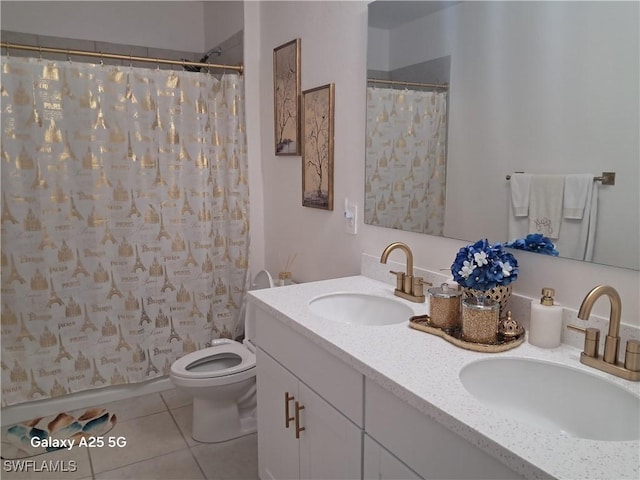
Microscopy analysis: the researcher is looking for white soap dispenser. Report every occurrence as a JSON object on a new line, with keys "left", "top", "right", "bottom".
{"left": 528, "top": 287, "right": 563, "bottom": 348}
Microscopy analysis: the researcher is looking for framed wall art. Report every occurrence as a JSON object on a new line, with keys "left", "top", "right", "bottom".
{"left": 302, "top": 83, "right": 335, "bottom": 210}
{"left": 273, "top": 38, "right": 301, "bottom": 155}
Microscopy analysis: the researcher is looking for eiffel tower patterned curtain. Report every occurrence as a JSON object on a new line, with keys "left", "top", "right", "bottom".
{"left": 0, "top": 56, "right": 250, "bottom": 406}
{"left": 364, "top": 86, "right": 447, "bottom": 235}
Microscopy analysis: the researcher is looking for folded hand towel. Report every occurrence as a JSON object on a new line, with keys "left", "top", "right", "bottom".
{"left": 554, "top": 180, "right": 598, "bottom": 261}
{"left": 528, "top": 175, "right": 565, "bottom": 239}
{"left": 563, "top": 174, "right": 592, "bottom": 219}
{"left": 510, "top": 173, "right": 532, "bottom": 217}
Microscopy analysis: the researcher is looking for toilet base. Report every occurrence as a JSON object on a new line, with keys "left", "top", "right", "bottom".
{"left": 191, "top": 396, "right": 257, "bottom": 443}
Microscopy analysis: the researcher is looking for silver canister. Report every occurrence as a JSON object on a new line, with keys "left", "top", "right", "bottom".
{"left": 428, "top": 283, "right": 462, "bottom": 330}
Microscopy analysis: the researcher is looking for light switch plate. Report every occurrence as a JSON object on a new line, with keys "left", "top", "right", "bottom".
{"left": 345, "top": 202, "right": 357, "bottom": 235}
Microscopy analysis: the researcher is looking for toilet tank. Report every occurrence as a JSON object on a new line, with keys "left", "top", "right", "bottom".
{"left": 244, "top": 270, "right": 274, "bottom": 352}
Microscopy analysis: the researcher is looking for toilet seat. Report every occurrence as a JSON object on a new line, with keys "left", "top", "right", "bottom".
{"left": 170, "top": 339, "right": 256, "bottom": 381}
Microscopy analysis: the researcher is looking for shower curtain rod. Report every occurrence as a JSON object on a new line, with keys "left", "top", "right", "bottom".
{"left": 0, "top": 42, "right": 243, "bottom": 74}
{"left": 367, "top": 77, "right": 448, "bottom": 90}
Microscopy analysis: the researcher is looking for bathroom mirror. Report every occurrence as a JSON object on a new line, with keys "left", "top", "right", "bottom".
{"left": 366, "top": 1, "right": 639, "bottom": 270}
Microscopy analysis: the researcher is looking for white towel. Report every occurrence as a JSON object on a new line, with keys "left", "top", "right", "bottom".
{"left": 528, "top": 175, "right": 565, "bottom": 239}
{"left": 554, "top": 181, "right": 598, "bottom": 261}
{"left": 563, "top": 174, "right": 592, "bottom": 219}
{"left": 510, "top": 173, "right": 532, "bottom": 217}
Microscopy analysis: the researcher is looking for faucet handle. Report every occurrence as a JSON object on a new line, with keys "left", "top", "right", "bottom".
{"left": 624, "top": 340, "right": 640, "bottom": 372}
{"left": 567, "top": 324, "right": 600, "bottom": 358}
{"left": 389, "top": 270, "right": 404, "bottom": 292}
{"left": 412, "top": 277, "right": 431, "bottom": 298}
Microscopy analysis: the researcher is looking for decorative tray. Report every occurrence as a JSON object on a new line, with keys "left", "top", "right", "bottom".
{"left": 408, "top": 315, "right": 525, "bottom": 353}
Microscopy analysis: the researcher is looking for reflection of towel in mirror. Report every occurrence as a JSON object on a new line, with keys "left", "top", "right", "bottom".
{"left": 563, "top": 174, "right": 592, "bottom": 219}
{"left": 554, "top": 180, "right": 598, "bottom": 261}
{"left": 510, "top": 173, "right": 532, "bottom": 216}
{"left": 528, "top": 175, "right": 565, "bottom": 239}
{"left": 507, "top": 173, "right": 532, "bottom": 241}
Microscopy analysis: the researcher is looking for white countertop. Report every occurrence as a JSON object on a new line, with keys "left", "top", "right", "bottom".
{"left": 248, "top": 275, "right": 640, "bottom": 480}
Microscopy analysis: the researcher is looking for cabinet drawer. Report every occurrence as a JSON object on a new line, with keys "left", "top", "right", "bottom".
{"left": 365, "top": 379, "right": 520, "bottom": 480}
{"left": 252, "top": 302, "right": 363, "bottom": 427}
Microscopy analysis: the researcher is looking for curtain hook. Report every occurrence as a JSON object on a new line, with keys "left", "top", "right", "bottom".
{"left": 38, "top": 45, "right": 43, "bottom": 61}
{"left": 129, "top": 54, "right": 133, "bottom": 69}
{"left": 5, "top": 41, "right": 9, "bottom": 58}
{"left": 156, "top": 58, "right": 160, "bottom": 71}
{"left": 67, "top": 49, "right": 71, "bottom": 63}
{"left": 99, "top": 51, "right": 104, "bottom": 66}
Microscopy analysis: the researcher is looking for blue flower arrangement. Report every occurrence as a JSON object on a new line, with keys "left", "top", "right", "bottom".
{"left": 451, "top": 239, "right": 519, "bottom": 290}
{"left": 504, "top": 233, "right": 559, "bottom": 256}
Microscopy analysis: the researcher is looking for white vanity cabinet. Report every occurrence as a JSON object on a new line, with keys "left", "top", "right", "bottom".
{"left": 363, "top": 434, "right": 422, "bottom": 480}
{"left": 365, "top": 379, "right": 522, "bottom": 480}
{"left": 250, "top": 299, "right": 523, "bottom": 480}
{"left": 256, "top": 349, "right": 362, "bottom": 479}
{"left": 252, "top": 304, "right": 363, "bottom": 480}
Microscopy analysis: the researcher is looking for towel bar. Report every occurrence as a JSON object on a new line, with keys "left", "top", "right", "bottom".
{"left": 505, "top": 172, "right": 615, "bottom": 186}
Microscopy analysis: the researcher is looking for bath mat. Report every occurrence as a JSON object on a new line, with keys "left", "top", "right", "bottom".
{"left": 1, "top": 408, "right": 117, "bottom": 459}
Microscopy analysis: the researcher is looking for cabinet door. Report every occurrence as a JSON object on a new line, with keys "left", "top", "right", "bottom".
{"left": 365, "top": 379, "right": 520, "bottom": 479}
{"left": 256, "top": 348, "right": 300, "bottom": 480}
{"left": 298, "top": 382, "right": 362, "bottom": 480}
{"left": 363, "top": 434, "right": 422, "bottom": 480}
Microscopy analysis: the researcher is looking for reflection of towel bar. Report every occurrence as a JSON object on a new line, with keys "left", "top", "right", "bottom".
{"left": 505, "top": 172, "right": 615, "bottom": 186}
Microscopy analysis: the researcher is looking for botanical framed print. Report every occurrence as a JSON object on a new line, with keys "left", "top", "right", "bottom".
{"left": 273, "top": 38, "right": 301, "bottom": 155}
{"left": 302, "top": 83, "right": 335, "bottom": 210}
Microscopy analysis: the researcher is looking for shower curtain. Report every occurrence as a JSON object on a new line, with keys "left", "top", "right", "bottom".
{"left": 365, "top": 86, "right": 447, "bottom": 235}
{"left": 0, "top": 56, "right": 249, "bottom": 407}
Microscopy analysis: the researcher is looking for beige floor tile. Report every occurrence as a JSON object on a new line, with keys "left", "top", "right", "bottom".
{"left": 95, "top": 449, "right": 204, "bottom": 480}
{"left": 161, "top": 388, "right": 192, "bottom": 409}
{"left": 94, "top": 393, "right": 167, "bottom": 422}
{"left": 190, "top": 433, "right": 258, "bottom": 480}
{"left": 89, "top": 411, "right": 188, "bottom": 474}
{"left": 170, "top": 404, "right": 198, "bottom": 446}
{"left": 0, "top": 446, "right": 92, "bottom": 480}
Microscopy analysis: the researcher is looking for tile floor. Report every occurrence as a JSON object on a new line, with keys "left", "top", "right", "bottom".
{"left": 2, "top": 388, "right": 258, "bottom": 480}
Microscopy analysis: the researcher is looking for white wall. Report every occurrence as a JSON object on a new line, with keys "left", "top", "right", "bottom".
{"left": 247, "top": 1, "right": 639, "bottom": 325}
{"left": 1, "top": 1, "right": 638, "bottom": 325}
{"left": 243, "top": 1, "right": 265, "bottom": 276}
{"left": 1, "top": 1, "right": 207, "bottom": 52}
{"left": 366, "top": 26, "right": 388, "bottom": 71}
{"left": 203, "top": 1, "right": 244, "bottom": 50}
{"left": 255, "top": 1, "right": 366, "bottom": 281}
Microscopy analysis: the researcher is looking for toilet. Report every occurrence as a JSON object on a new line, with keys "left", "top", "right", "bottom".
{"left": 170, "top": 270, "right": 273, "bottom": 443}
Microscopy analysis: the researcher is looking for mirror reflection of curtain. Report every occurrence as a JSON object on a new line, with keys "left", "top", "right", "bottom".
{"left": 364, "top": 87, "right": 447, "bottom": 234}
{"left": 0, "top": 57, "right": 249, "bottom": 406}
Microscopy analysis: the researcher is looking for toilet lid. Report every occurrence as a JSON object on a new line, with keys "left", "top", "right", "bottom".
{"left": 251, "top": 270, "right": 274, "bottom": 290}
{"left": 171, "top": 341, "right": 256, "bottom": 379}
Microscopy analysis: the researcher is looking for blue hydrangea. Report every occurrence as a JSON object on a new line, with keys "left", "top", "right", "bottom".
{"left": 451, "top": 239, "right": 519, "bottom": 290}
{"left": 504, "top": 233, "right": 559, "bottom": 256}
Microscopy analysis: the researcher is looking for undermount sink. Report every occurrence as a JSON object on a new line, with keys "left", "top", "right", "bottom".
{"left": 460, "top": 357, "right": 640, "bottom": 441}
{"left": 308, "top": 292, "right": 413, "bottom": 326}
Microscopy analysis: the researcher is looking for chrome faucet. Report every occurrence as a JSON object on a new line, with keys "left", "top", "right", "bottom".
{"left": 568, "top": 285, "right": 640, "bottom": 381}
{"left": 380, "top": 242, "right": 430, "bottom": 303}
